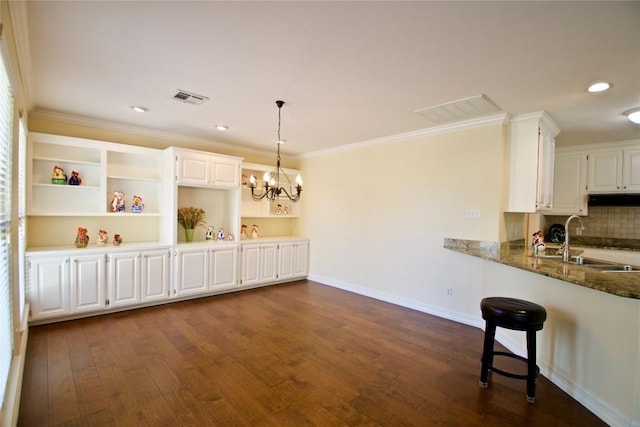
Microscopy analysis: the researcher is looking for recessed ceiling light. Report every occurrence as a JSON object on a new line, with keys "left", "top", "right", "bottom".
{"left": 587, "top": 82, "right": 611, "bottom": 93}
{"left": 131, "top": 106, "right": 148, "bottom": 113}
{"left": 216, "top": 125, "right": 228, "bottom": 131}
{"left": 623, "top": 107, "right": 640, "bottom": 124}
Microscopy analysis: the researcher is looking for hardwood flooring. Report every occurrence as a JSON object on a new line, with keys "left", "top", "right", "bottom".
{"left": 19, "top": 280, "right": 605, "bottom": 426}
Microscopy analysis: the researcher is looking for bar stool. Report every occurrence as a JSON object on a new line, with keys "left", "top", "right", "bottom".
{"left": 479, "top": 297, "right": 547, "bottom": 402}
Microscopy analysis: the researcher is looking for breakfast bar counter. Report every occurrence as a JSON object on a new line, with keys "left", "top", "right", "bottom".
{"left": 444, "top": 238, "right": 640, "bottom": 299}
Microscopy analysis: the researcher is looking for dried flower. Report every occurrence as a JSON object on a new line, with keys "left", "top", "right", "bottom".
{"left": 177, "top": 207, "right": 206, "bottom": 229}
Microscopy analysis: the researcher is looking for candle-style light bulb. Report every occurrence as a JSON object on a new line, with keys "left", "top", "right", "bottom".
{"left": 296, "top": 175, "right": 303, "bottom": 186}
{"left": 249, "top": 175, "right": 256, "bottom": 185}
{"left": 263, "top": 172, "right": 270, "bottom": 184}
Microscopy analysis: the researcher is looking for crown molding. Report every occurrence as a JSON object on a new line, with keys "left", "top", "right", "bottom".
{"left": 30, "top": 109, "right": 276, "bottom": 158}
{"left": 300, "top": 113, "right": 509, "bottom": 159}
{"left": 8, "top": 0, "right": 33, "bottom": 108}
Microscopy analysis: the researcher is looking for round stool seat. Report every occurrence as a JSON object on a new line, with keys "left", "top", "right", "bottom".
{"left": 481, "top": 297, "right": 546, "bottom": 331}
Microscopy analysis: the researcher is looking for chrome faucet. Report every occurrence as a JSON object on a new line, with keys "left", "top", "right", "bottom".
{"left": 563, "top": 215, "right": 585, "bottom": 262}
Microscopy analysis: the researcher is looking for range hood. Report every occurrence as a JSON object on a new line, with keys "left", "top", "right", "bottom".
{"left": 588, "top": 194, "right": 640, "bottom": 206}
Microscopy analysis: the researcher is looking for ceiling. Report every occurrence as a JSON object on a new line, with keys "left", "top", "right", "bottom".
{"left": 21, "top": 1, "right": 640, "bottom": 156}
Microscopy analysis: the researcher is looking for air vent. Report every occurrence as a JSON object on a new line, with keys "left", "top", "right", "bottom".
{"left": 414, "top": 94, "right": 501, "bottom": 125}
{"left": 172, "top": 90, "right": 209, "bottom": 105}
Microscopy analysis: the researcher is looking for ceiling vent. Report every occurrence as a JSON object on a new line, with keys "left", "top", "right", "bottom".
{"left": 414, "top": 94, "right": 501, "bottom": 125}
{"left": 172, "top": 89, "right": 209, "bottom": 105}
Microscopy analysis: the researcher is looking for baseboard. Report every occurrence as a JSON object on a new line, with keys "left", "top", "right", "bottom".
{"left": 0, "top": 303, "right": 29, "bottom": 427}
{"left": 308, "top": 275, "right": 635, "bottom": 427}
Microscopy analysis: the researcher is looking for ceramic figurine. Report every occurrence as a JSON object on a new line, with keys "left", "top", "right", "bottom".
{"left": 283, "top": 206, "right": 289, "bottom": 215}
{"left": 532, "top": 230, "right": 546, "bottom": 255}
{"left": 51, "top": 165, "right": 67, "bottom": 185}
{"left": 216, "top": 228, "right": 225, "bottom": 241}
{"left": 205, "top": 226, "right": 215, "bottom": 240}
{"left": 226, "top": 233, "right": 234, "bottom": 241}
{"left": 111, "top": 190, "right": 125, "bottom": 212}
{"left": 97, "top": 229, "right": 108, "bottom": 246}
{"left": 276, "top": 204, "right": 283, "bottom": 215}
{"left": 68, "top": 171, "right": 81, "bottom": 185}
{"left": 240, "top": 224, "right": 248, "bottom": 240}
{"left": 251, "top": 224, "right": 259, "bottom": 239}
{"left": 113, "top": 234, "right": 123, "bottom": 246}
{"left": 75, "top": 227, "right": 89, "bottom": 248}
{"left": 131, "top": 195, "right": 144, "bottom": 213}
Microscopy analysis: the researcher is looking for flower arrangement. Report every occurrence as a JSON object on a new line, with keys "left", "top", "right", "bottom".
{"left": 177, "top": 207, "right": 206, "bottom": 229}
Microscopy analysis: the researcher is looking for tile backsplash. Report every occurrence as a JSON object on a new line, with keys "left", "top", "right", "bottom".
{"left": 544, "top": 206, "right": 640, "bottom": 240}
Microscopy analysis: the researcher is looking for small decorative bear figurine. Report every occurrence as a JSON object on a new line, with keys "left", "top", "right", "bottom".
{"left": 216, "top": 228, "right": 225, "bottom": 241}
{"left": 276, "top": 204, "right": 283, "bottom": 215}
{"left": 68, "top": 171, "right": 81, "bottom": 185}
{"left": 205, "top": 226, "right": 215, "bottom": 240}
{"left": 113, "top": 234, "right": 123, "bottom": 246}
{"left": 240, "top": 224, "right": 248, "bottom": 240}
{"left": 97, "top": 229, "right": 108, "bottom": 246}
{"left": 131, "top": 195, "right": 144, "bottom": 213}
{"left": 226, "top": 233, "right": 234, "bottom": 241}
{"left": 51, "top": 165, "right": 67, "bottom": 185}
{"left": 75, "top": 227, "right": 89, "bottom": 248}
{"left": 251, "top": 224, "right": 259, "bottom": 239}
{"left": 111, "top": 191, "right": 125, "bottom": 212}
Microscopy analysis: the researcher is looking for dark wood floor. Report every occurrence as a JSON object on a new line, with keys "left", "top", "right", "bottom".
{"left": 19, "top": 280, "right": 605, "bottom": 426}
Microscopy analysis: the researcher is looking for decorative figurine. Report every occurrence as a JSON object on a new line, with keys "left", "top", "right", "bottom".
{"left": 242, "top": 174, "right": 248, "bottom": 185}
{"left": 97, "top": 229, "right": 108, "bottom": 246}
{"left": 68, "top": 171, "right": 81, "bottom": 185}
{"left": 113, "top": 234, "right": 123, "bottom": 246}
{"left": 532, "top": 230, "right": 546, "bottom": 256}
{"left": 51, "top": 165, "right": 67, "bottom": 185}
{"left": 283, "top": 206, "right": 289, "bottom": 215}
{"left": 226, "top": 233, "right": 234, "bottom": 241}
{"left": 205, "top": 226, "right": 215, "bottom": 240}
{"left": 216, "top": 228, "right": 225, "bottom": 241}
{"left": 276, "top": 204, "right": 283, "bottom": 215}
{"left": 251, "top": 224, "right": 259, "bottom": 239}
{"left": 240, "top": 224, "right": 248, "bottom": 240}
{"left": 111, "top": 190, "right": 125, "bottom": 212}
{"left": 75, "top": 227, "right": 89, "bottom": 248}
{"left": 131, "top": 195, "right": 144, "bottom": 213}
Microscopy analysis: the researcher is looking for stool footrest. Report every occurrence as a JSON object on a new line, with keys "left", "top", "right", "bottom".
{"left": 488, "top": 351, "right": 539, "bottom": 381}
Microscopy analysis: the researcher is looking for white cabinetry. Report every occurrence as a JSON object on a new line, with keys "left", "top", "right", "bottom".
{"left": 549, "top": 151, "right": 588, "bottom": 215}
{"left": 28, "top": 256, "right": 70, "bottom": 320}
{"left": 506, "top": 112, "right": 560, "bottom": 212}
{"left": 174, "top": 243, "right": 240, "bottom": 297}
{"left": 240, "top": 239, "right": 309, "bottom": 286}
{"left": 70, "top": 254, "right": 106, "bottom": 313}
{"left": 175, "top": 148, "right": 240, "bottom": 188}
{"left": 107, "top": 251, "right": 140, "bottom": 308}
{"left": 140, "top": 249, "right": 171, "bottom": 303}
{"left": 587, "top": 147, "right": 640, "bottom": 193}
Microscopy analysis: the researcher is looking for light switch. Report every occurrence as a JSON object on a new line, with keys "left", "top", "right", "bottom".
{"left": 465, "top": 209, "right": 481, "bottom": 219}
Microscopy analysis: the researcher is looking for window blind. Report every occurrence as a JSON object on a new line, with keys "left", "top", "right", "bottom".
{"left": 0, "top": 52, "right": 13, "bottom": 407}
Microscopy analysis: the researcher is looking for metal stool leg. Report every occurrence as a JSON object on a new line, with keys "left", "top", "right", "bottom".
{"left": 526, "top": 328, "right": 537, "bottom": 403}
{"left": 479, "top": 321, "right": 496, "bottom": 388}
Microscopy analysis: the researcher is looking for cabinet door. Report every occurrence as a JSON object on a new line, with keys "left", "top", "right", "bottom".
{"left": 175, "top": 248, "right": 208, "bottom": 296}
{"left": 623, "top": 148, "right": 640, "bottom": 192}
{"left": 70, "top": 254, "right": 106, "bottom": 313}
{"left": 261, "top": 243, "right": 278, "bottom": 283}
{"left": 28, "top": 256, "right": 70, "bottom": 320}
{"left": 241, "top": 244, "right": 261, "bottom": 286}
{"left": 211, "top": 158, "right": 239, "bottom": 187}
{"left": 176, "top": 153, "right": 210, "bottom": 186}
{"left": 209, "top": 246, "right": 238, "bottom": 291}
{"left": 536, "top": 129, "right": 555, "bottom": 210}
{"left": 278, "top": 242, "right": 295, "bottom": 281}
{"left": 108, "top": 252, "right": 140, "bottom": 308}
{"left": 141, "top": 249, "right": 170, "bottom": 303}
{"left": 587, "top": 151, "right": 623, "bottom": 193}
{"left": 550, "top": 152, "right": 588, "bottom": 215}
{"left": 293, "top": 242, "right": 310, "bottom": 278}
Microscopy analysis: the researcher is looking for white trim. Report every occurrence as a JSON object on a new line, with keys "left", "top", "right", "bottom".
{"left": 0, "top": 303, "right": 28, "bottom": 427}
{"left": 556, "top": 139, "right": 640, "bottom": 154}
{"left": 7, "top": 0, "right": 33, "bottom": 108}
{"left": 30, "top": 109, "right": 275, "bottom": 158}
{"left": 301, "top": 113, "right": 509, "bottom": 159}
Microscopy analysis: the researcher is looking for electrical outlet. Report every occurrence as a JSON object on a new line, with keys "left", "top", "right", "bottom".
{"left": 446, "top": 288, "right": 453, "bottom": 297}
{"left": 465, "top": 209, "right": 481, "bottom": 219}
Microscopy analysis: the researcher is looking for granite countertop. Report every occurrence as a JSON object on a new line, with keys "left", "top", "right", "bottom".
{"left": 444, "top": 238, "right": 640, "bottom": 300}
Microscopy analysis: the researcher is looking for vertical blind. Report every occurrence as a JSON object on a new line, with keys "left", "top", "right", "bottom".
{"left": 0, "top": 51, "right": 13, "bottom": 407}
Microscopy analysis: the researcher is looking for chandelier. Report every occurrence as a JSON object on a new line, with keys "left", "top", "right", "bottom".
{"left": 249, "top": 100, "right": 303, "bottom": 202}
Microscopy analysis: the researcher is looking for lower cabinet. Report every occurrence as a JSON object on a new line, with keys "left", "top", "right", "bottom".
{"left": 240, "top": 239, "right": 309, "bottom": 286}
{"left": 174, "top": 243, "right": 239, "bottom": 297}
{"left": 108, "top": 249, "right": 171, "bottom": 308}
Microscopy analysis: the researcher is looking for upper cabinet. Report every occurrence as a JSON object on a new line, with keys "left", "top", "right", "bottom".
{"left": 549, "top": 150, "right": 588, "bottom": 215}
{"left": 587, "top": 146, "right": 640, "bottom": 193}
{"left": 506, "top": 112, "right": 560, "bottom": 212}
{"left": 174, "top": 148, "right": 240, "bottom": 188}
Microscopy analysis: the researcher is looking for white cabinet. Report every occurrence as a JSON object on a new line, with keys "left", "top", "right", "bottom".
{"left": 108, "top": 251, "right": 140, "bottom": 308}
{"left": 70, "top": 254, "right": 106, "bottom": 313}
{"left": 549, "top": 151, "right": 588, "bottom": 215}
{"left": 28, "top": 256, "right": 70, "bottom": 320}
{"left": 175, "top": 148, "right": 240, "bottom": 188}
{"left": 140, "top": 249, "right": 171, "bottom": 303}
{"left": 240, "top": 239, "right": 309, "bottom": 286}
{"left": 174, "top": 243, "right": 240, "bottom": 297}
{"left": 506, "top": 112, "right": 560, "bottom": 212}
{"left": 587, "top": 147, "right": 640, "bottom": 193}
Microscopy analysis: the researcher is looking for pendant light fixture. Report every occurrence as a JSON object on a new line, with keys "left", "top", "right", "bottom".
{"left": 249, "top": 100, "right": 303, "bottom": 202}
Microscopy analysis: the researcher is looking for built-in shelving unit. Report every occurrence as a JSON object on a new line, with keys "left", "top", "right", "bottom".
{"left": 241, "top": 162, "right": 301, "bottom": 219}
